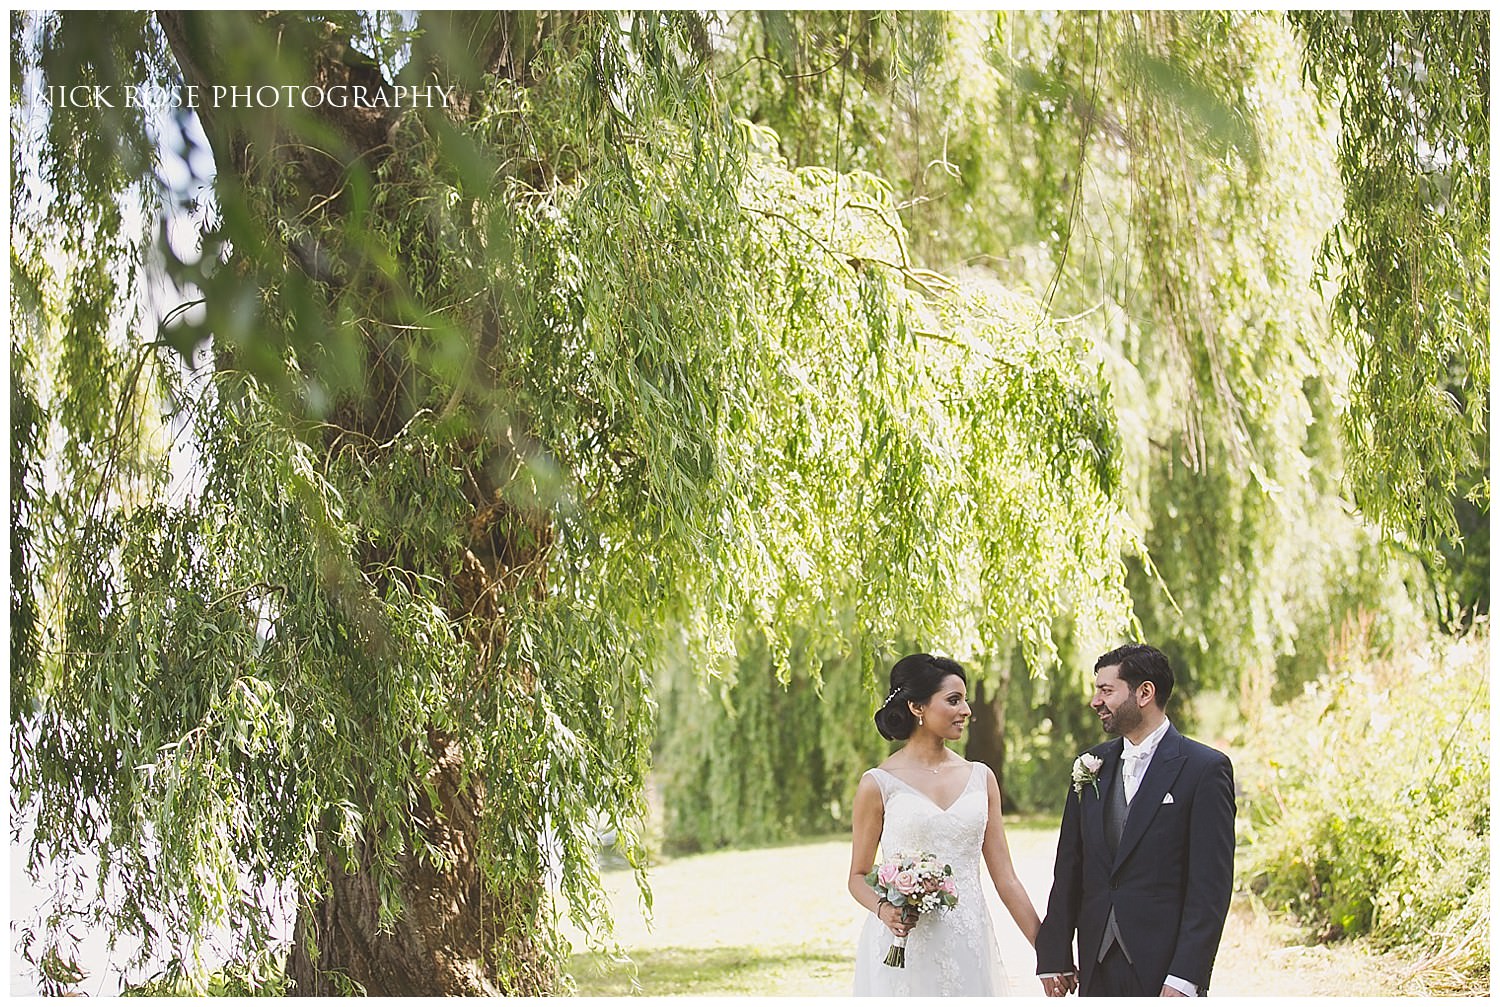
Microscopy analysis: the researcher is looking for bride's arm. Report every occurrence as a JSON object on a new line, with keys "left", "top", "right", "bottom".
{"left": 980, "top": 765, "right": 1043, "bottom": 946}
{"left": 850, "top": 773, "right": 912, "bottom": 938}
{"left": 847, "top": 773, "right": 887, "bottom": 915}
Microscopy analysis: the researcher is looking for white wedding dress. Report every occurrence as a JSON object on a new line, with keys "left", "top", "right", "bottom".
{"left": 853, "top": 762, "right": 1010, "bottom": 996}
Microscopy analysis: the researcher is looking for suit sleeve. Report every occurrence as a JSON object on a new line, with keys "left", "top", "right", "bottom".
{"left": 1034, "top": 781, "right": 1083, "bottom": 975}
{"left": 1169, "top": 751, "right": 1236, "bottom": 990}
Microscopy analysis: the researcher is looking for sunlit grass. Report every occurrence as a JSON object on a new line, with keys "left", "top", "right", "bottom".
{"left": 561, "top": 824, "right": 1059, "bottom": 995}
{"left": 561, "top": 816, "right": 1444, "bottom": 996}
{"left": 569, "top": 946, "right": 852, "bottom": 996}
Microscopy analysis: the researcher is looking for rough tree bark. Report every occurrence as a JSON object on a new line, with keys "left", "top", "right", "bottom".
{"left": 285, "top": 732, "right": 506, "bottom": 996}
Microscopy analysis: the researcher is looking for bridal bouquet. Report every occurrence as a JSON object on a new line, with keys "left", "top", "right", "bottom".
{"left": 864, "top": 852, "right": 959, "bottom": 967}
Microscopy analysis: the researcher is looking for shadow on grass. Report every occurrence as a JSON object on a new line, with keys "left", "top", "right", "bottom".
{"left": 568, "top": 945, "right": 851, "bottom": 996}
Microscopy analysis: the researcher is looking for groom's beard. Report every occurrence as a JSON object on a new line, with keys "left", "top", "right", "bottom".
{"left": 1097, "top": 696, "right": 1142, "bottom": 737}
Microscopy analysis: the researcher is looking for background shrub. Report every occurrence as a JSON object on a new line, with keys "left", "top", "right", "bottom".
{"left": 1236, "top": 618, "right": 1489, "bottom": 992}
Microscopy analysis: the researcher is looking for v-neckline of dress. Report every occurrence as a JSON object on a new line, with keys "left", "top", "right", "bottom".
{"left": 877, "top": 762, "right": 978, "bottom": 814}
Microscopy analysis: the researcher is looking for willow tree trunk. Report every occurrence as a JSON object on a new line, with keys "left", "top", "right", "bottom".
{"left": 158, "top": 13, "right": 546, "bottom": 995}
{"left": 285, "top": 733, "right": 510, "bottom": 996}
{"left": 963, "top": 677, "right": 1008, "bottom": 807}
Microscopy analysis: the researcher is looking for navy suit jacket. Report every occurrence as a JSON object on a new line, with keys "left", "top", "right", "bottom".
{"left": 1035, "top": 725, "right": 1236, "bottom": 993}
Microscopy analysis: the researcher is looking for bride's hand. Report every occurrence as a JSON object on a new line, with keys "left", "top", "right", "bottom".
{"left": 877, "top": 901, "right": 916, "bottom": 938}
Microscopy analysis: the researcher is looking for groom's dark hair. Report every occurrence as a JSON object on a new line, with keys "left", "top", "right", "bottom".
{"left": 1096, "top": 643, "right": 1174, "bottom": 709}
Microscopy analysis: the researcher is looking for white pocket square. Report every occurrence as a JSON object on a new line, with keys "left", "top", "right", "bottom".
{"left": 1161, "top": 793, "right": 1175, "bottom": 805}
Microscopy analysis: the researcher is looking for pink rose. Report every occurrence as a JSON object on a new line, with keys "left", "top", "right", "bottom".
{"left": 893, "top": 869, "right": 920, "bottom": 895}
{"left": 877, "top": 863, "right": 900, "bottom": 887}
{"left": 940, "top": 878, "right": 957, "bottom": 896}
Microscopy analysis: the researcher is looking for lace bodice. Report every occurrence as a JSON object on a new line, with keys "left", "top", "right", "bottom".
{"left": 868, "top": 764, "right": 988, "bottom": 883}
{"left": 853, "top": 761, "right": 1007, "bottom": 996}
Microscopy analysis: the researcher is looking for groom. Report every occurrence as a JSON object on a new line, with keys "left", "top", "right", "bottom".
{"left": 1036, "top": 644, "right": 1235, "bottom": 997}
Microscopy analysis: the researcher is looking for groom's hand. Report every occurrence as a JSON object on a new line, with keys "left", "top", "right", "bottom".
{"left": 1041, "top": 973, "right": 1077, "bottom": 996}
{"left": 1160, "top": 985, "right": 1188, "bottom": 997}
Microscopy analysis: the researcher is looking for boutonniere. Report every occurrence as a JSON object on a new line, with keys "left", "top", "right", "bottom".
{"left": 1071, "top": 753, "right": 1103, "bottom": 797}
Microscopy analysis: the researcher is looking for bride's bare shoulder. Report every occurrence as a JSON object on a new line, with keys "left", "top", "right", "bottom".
{"left": 853, "top": 769, "right": 886, "bottom": 806}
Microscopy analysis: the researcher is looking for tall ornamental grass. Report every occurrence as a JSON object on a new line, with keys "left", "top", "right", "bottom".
{"left": 1237, "top": 618, "right": 1489, "bottom": 993}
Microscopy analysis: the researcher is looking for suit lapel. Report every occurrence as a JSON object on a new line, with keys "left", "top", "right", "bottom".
{"left": 1113, "top": 726, "right": 1186, "bottom": 871}
{"left": 1084, "top": 739, "right": 1123, "bottom": 853}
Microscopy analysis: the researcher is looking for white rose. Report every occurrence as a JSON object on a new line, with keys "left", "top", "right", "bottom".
{"left": 1072, "top": 752, "right": 1104, "bottom": 794}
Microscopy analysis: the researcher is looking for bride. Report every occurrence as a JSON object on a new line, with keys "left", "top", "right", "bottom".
{"left": 849, "top": 653, "right": 1043, "bottom": 996}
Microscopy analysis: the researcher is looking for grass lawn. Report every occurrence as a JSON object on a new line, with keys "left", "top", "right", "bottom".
{"left": 563, "top": 820, "right": 1061, "bottom": 996}
{"left": 568, "top": 946, "right": 855, "bottom": 997}
{"left": 562, "top": 817, "right": 1439, "bottom": 997}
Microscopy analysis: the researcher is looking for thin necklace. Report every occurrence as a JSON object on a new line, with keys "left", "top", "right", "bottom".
{"left": 901, "top": 742, "right": 953, "bottom": 774}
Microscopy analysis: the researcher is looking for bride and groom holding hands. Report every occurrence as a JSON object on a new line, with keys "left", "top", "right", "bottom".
{"left": 849, "top": 645, "right": 1236, "bottom": 996}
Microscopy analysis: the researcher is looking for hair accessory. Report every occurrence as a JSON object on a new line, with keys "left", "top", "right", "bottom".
{"left": 883, "top": 685, "right": 902, "bottom": 705}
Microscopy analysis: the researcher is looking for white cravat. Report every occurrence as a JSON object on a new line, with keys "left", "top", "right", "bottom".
{"left": 1120, "top": 749, "right": 1148, "bottom": 802}
{"left": 1121, "top": 718, "right": 1170, "bottom": 803}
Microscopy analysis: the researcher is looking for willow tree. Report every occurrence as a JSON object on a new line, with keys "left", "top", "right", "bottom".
{"left": 1002, "top": 10, "right": 1489, "bottom": 653}
{"left": 738, "top": 9, "right": 1476, "bottom": 660}
{"left": 711, "top": 12, "right": 1349, "bottom": 728}
{"left": 721, "top": 10, "right": 1488, "bottom": 566}
{"left": 1291, "top": 10, "right": 1490, "bottom": 620}
{"left": 11, "top": 11, "right": 1133, "bottom": 995}
{"left": 657, "top": 9, "right": 1486, "bottom": 826}
{"left": 981, "top": 10, "right": 1408, "bottom": 704}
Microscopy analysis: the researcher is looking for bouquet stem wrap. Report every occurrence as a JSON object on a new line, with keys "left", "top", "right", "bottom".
{"left": 882, "top": 906, "right": 919, "bottom": 967}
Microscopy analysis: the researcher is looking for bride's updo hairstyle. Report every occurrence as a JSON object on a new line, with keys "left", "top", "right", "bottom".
{"left": 874, "top": 653, "right": 966, "bottom": 740}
